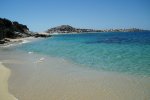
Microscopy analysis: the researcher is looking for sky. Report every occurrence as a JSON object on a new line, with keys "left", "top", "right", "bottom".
{"left": 0, "top": 0, "right": 150, "bottom": 32}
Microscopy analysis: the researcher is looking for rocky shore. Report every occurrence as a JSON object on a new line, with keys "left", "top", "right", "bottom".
{"left": 0, "top": 18, "right": 51, "bottom": 44}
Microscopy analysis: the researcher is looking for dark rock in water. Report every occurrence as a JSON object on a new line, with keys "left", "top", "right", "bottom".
{"left": 0, "top": 40, "right": 5, "bottom": 44}
{"left": 34, "top": 34, "right": 51, "bottom": 38}
{"left": 0, "top": 39, "right": 10, "bottom": 44}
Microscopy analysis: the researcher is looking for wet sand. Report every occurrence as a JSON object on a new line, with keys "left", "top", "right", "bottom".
{"left": 0, "top": 49, "right": 150, "bottom": 100}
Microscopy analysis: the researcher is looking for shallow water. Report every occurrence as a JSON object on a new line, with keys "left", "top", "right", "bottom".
{"left": 17, "top": 32, "right": 150, "bottom": 76}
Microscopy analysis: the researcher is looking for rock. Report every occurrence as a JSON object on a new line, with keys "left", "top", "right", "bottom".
{"left": 0, "top": 18, "right": 30, "bottom": 40}
{"left": 0, "top": 39, "right": 10, "bottom": 44}
{"left": 34, "top": 34, "right": 51, "bottom": 38}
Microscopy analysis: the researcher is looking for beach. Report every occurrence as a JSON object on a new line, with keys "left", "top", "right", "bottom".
{"left": 0, "top": 32, "right": 150, "bottom": 100}
{"left": 0, "top": 62, "right": 17, "bottom": 100}
{"left": 1, "top": 0, "right": 150, "bottom": 99}
{"left": 0, "top": 48, "right": 150, "bottom": 100}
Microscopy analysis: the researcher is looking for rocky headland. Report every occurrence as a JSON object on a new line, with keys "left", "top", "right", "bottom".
{"left": 0, "top": 18, "right": 50, "bottom": 44}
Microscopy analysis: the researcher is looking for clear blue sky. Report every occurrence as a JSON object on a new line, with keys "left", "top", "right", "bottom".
{"left": 0, "top": 0, "right": 150, "bottom": 32}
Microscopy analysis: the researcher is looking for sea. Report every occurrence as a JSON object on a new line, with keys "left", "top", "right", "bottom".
{"left": 16, "top": 32, "right": 150, "bottom": 77}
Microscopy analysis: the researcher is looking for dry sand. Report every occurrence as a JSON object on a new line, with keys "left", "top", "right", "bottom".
{"left": 0, "top": 62, "right": 17, "bottom": 100}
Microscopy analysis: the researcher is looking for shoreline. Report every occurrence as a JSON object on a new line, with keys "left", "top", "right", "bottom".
{"left": 0, "top": 62, "right": 18, "bottom": 100}
{"left": 0, "top": 37, "right": 43, "bottom": 47}
{"left": 0, "top": 36, "right": 150, "bottom": 100}
{"left": 1, "top": 49, "right": 149, "bottom": 100}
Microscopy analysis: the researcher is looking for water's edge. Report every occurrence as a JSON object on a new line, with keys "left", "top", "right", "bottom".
{"left": 1, "top": 50, "right": 150, "bottom": 100}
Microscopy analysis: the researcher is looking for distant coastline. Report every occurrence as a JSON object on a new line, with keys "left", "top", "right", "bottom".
{"left": 46, "top": 25, "right": 149, "bottom": 34}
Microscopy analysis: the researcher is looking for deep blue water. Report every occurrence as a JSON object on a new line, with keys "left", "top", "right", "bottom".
{"left": 17, "top": 32, "right": 150, "bottom": 76}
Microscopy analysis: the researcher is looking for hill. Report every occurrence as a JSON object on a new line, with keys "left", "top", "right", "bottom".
{"left": 46, "top": 25, "right": 147, "bottom": 34}
{"left": 0, "top": 18, "right": 31, "bottom": 40}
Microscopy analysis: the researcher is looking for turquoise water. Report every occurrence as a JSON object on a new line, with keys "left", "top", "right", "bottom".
{"left": 17, "top": 32, "right": 150, "bottom": 76}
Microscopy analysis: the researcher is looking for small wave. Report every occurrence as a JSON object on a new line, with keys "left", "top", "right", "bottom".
{"left": 28, "top": 51, "right": 33, "bottom": 54}
{"left": 21, "top": 40, "right": 30, "bottom": 44}
{"left": 0, "top": 40, "right": 31, "bottom": 48}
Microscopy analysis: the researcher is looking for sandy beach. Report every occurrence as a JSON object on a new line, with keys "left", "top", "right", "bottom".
{"left": 0, "top": 48, "right": 149, "bottom": 100}
{"left": 1, "top": 0, "right": 150, "bottom": 99}
{"left": 0, "top": 62, "right": 17, "bottom": 100}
